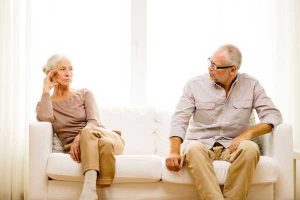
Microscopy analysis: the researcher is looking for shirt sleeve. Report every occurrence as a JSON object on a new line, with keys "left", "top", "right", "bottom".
{"left": 36, "top": 93, "right": 55, "bottom": 122}
{"left": 169, "top": 82, "right": 196, "bottom": 141}
{"left": 84, "top": 89, "right": 103, "bottom": 128}
{"left": 253, "top": 81, "right": 283, "bottom": 128}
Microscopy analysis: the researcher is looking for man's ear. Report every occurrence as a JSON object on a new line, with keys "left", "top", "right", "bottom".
{"left": 231, "top": 66, "right": 238, "bottom": 74}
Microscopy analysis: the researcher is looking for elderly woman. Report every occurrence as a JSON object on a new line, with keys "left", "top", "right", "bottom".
{"left": 36, "top": 54, "right": 124, "bottom": 200}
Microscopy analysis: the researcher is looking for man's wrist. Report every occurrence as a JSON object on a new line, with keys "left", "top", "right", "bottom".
{"left": 241, "top": 130, "right": 253, "bottom": 140}
{"left": 170, "top": 136, "right": 182, "bottom": 155}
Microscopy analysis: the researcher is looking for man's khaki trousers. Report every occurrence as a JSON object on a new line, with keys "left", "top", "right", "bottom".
{"left": 79, "top": 127, "right": 125, "bottom": 186}
{"left": 184, "top": 140, "right": 260, "bottom": 200}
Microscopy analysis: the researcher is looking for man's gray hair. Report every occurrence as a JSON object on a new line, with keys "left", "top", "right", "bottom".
{"left": 218, "top": 44, "right": 242, "bottom": 68}
{"left": 43, "top": 54, "right": 68, "bottom": 74}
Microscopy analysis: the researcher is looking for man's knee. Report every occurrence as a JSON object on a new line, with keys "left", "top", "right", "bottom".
{"left": 239, "top": 140, "right": 260, "bottom": 159}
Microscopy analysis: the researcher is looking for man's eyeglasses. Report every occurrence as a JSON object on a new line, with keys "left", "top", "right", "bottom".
{"left": 208, "top": 57, "right": 234, "bottom": 70}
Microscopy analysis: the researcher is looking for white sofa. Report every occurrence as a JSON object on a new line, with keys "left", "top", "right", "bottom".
{"left": 29, "top": 107, "right": 293, "bottom": 200}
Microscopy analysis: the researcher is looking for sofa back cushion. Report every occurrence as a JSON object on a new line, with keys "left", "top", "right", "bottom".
{"left": 99, "top": 107, "right": 157, "bottom": 155}
{"left": 154, "top": 110, "right": 172, "bottom": 156}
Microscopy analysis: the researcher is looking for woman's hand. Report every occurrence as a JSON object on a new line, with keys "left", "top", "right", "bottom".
{"left": 43, "top": 69, "right": 57, "bottom": 93}
{"left": 69, "top": 134, "right": 81, "bottom": 163}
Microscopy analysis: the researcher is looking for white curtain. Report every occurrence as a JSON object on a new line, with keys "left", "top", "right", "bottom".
{"left": 0, "top": 0, "right": 30, "bottom": 199}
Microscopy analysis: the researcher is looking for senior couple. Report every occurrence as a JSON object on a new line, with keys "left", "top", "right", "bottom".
{"left": 36, "top": 44, "right": 282, "bottom": 200}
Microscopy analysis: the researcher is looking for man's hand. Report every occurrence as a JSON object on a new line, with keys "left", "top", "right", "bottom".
{"left": 69, "top": 134, "right": 81, "bottom": 163}
{"left": 166, "top": 136, "right": 183, "bottom": 171}
{"left": 228, "top": 136, "right": 246, "bottom": 154}
{"left": 165, "top": 153, "right": 184, "bottom": 172}
{"left": 228, "top": 123, "right": 273, "bottom": 154}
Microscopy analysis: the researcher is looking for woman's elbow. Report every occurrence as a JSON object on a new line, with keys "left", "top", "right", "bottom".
{"left": 36, "top": 114, "right": 54, "bottom": 123}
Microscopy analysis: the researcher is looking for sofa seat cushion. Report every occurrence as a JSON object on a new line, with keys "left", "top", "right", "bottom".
{"left": 47, "top": 153, "right": 162, "bottom": 183}
{"left": 161, "top": 156, "right": 278, "bottom": 185}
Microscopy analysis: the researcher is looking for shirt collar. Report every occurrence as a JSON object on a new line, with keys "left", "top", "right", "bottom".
{"left": 229, "top": 74, "right": 238, "bottom": 88}
{"left": 212, "top": 73, "right": 239, "bottom": 89}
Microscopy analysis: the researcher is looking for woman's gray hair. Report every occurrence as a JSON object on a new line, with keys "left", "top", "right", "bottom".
{"left": 43, "top": 54, "right": 68, "bottom": 74}
{"left": 218, "top": 44, "right": 242, "bottom": 68}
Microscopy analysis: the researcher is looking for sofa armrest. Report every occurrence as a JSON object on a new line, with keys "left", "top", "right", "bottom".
{"left": 29, "top": 122, "right": 53, "bottom": 200}
{"left": 260, "top": 123, "right": 293, "bottom": 200}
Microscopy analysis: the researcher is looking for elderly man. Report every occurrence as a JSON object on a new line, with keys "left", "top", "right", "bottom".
{"left": 165, "top": 44, "right": 282, "bottom": 200}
